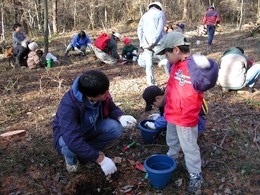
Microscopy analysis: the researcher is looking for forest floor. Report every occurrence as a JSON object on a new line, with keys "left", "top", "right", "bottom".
{"left": 0, "top": 25, "right": 260, "bottom": 195}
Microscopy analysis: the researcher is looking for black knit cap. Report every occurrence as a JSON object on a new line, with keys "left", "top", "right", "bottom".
{"left": 143, "top": 86, "right": 164, "bottom": 111}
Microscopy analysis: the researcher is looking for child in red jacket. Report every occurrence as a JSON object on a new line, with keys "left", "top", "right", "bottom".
{"left": 156, "top": 32, "right": 218, "bottom": 193}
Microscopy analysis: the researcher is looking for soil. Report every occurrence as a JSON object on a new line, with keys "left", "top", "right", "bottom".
{"left": 0, "top": 26, "right": 259, "bottom": 194}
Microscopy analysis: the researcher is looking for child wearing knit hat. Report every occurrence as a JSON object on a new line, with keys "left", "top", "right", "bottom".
{"left": 27, "top": 42, "right": 43, "bottom": 69}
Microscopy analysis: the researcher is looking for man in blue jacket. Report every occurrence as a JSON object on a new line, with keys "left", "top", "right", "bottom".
{"left": 53, "top": 70, "right": 137, "bottom": 174}
{"left": 64, "top": 31, "right": 91, "bottom": 56}
{"left": 137, "top": 2, "right": 168, "bottom": 85}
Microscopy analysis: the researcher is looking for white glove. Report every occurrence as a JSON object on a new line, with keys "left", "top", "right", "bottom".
{"left": 99, "top": 156, "right": 117, "bottom": 175}
{"left": 74, "top": 47, "right": 80, "bottom": 51}
{"left": 119, "top": 115, "right": 137, "bottom": 128}
{"left": 148, "top": 113, "right": 161, "bottom": 120}
{"left": 133, "top": 50, "right": 137, "bottom": 55}
{"left": 145, "top": 121, "right": 156, "bottom": 130}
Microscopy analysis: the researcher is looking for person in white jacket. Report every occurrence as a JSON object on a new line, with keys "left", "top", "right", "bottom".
{"left": 137, "top": 2, "right": 168, "bottom": 85}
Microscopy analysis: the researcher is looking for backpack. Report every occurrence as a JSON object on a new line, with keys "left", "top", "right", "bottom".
{"left": 94, "top": 33, "right": 111, "bottom": 51}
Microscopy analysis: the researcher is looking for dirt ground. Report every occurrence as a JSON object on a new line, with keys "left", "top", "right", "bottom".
{"left": 0, "top": 26, "right": 259, "bottom": 195}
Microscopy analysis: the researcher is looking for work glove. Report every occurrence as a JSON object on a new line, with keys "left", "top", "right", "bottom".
{"left": 144, "top": 121, "right": 156, "bottom": 130}
{"left": 99, "top": 156, "right": 117, "bottom": 176}
{"left": 148, "top": 113, "right": 161, "bottom": 120}
{"left": 119, "top": 115, "right": 137, "bottom": 129}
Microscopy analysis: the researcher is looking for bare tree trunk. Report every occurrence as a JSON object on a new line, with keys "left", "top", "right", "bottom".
{"left": 34, "top": 1, "right": 42, "bottom": 31}
{"left": 105, "top": 6, "right": 107, "bottom": 24}
{"left": 182, "top": 0, "right": 188, "bottom": 21}
{"left": 52, "top": 0, "right": 58, "bottom": 34}
{"left": 13, "top": 0, "right": 18, "bottom": 23}
{"left": 238, "top": 0, "right": 244, "bottom": 31}
{"left": 257, "top": 0, "right": 260, "bottom": 24}
{"left": 73, "top": 0, "right": 77, "bottom": 30}
{"left": 43, "top": 0, "right": 49, "bottom": 54}
{"left": 1, "top": 2, "right": 4, "bottom": 42}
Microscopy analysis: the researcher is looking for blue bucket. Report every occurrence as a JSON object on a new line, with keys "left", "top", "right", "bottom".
{"left": 144, "top": 154, "right": 176, "bottom": 189}
{"left": 138, "top": 119, "right": 162, "bottom": 144}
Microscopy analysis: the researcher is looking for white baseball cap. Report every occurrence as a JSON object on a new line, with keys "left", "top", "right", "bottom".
{"left": 148, "top": 2, "right": 163, "bottom": 11}
{"left": 113, "top": 32, "right": 121, "bottom": 41}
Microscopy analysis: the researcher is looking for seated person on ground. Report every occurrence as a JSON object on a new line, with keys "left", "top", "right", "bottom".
{"left": 13, "top": 40, "right": 30, "bottom": 67}
{"left": 12, "top": 23, "right": 30, "bottom": 67}
{"left": 218, "top": 47, "right": 260, "bottom": 93}
{"left": 93, "top": 32, "right": 121, "bottom": 65}
{"left": 143, "top": 85, "right": 207, "bottom": 134}
{"left": 121, "top": 38, "right": 138, "bottom": 63}
{"left": 27, "top": 42, "right": 44, "bottom": 69}
{"left": 52, "top": 70, "right": 137, "bottom": 174}
{"left": 64, "top": 30, "right": 91, "bottom": 56}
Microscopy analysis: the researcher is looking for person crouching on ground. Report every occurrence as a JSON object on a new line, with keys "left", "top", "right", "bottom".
{"left": 52, "top": 70, "right": 137, "bottom": 175}
{"left": 121, "top": 38, "right": 138, "bottom": 64}
{"left": 93, "top": 32, "right": 121, "bottom": 65}
{"left": 27, "top": 42, "right": 44, "bottom": 69}
{"left": 142, "top": 86, "right": 166, "bottom": 130}
{"left": 64, "top": 30, "right": 91, "bottom": 56}
{"left": 218, "top": 47, "right": 260, "bottom": 93}
{"left": 142, "top": 85, "right": 208, "bottom": 133}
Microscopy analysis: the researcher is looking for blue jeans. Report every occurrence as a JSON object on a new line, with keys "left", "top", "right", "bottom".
{"left": 207, "top": 25, "right": 215, "bottom": 45}
{"left": 143, "top": 47, "right": 168, "bottom": 85}
{"left": 59, "top": 119, "right": 123, "bottom": 165}
{"left": 224, "top": 64, "right": 260, "bottom": 90}
{"left": 245, "top": 64, "right": 260, "bottom": 88}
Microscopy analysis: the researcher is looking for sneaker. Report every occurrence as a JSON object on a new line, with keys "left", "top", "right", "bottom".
{"left": 248, "top": 87, "right": 254, "bottom": 93}
{"left": 65, "top": 160, "right": 78, "bottom": 173}
{"left": 187, "top": 173, "right": 203, "bottom": 193}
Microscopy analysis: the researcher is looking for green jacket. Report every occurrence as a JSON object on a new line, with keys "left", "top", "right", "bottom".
{"left": 122, "top": 44, "right": 138, "bottom": 57}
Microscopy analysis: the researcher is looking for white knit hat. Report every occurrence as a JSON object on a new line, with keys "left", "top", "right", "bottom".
{"left": 28, "top": 42, "right": 38, "bottom": 51}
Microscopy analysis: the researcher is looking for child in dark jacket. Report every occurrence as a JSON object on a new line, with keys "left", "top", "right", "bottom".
{"left": 142, "top": 85, "right": 207, "bottom": 133}
{"left": 122, "top": 38, "right": 138, "bottom": 63}
{"left": 52, "top": 70, "right": 137, "bottom": 174}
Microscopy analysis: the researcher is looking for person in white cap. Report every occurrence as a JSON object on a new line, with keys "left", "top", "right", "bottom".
{"left": 137, "top": 2, "right": 168, "bottom": 85}
{"left": 93, "top": 32, "right": 121, "bottom": 65}
{"left": 27, "top": 42, "right": 43, "bottom": 69}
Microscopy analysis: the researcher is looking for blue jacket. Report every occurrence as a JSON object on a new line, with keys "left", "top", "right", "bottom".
{"left": 72, "top": 34, "right": 91, "bottom": 48}
{"left": 154, "top": 97, "right": 206, "bottom": 133}
{"left": 137, "top": 7, "right": 166, "bottom": 48}
{"left": 52, "top": 76, "right": 124, "bottom": 163}
{"left": 155, "top": 115, "right": 167, "bottom": 129}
